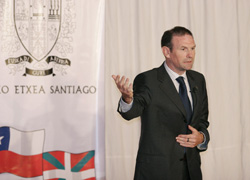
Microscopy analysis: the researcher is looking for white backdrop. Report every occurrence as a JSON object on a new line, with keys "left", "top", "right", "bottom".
{"left": 105, "top": 0, "right": 250, "bottom": 180}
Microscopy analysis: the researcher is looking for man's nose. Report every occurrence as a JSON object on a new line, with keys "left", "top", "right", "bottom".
{"left": 187, "top": 50, "right": 194, "bottom": 58}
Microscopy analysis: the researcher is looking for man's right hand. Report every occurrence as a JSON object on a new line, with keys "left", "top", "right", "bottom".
{"left": 112, "top": 75, "right": 133, "bottom": 104}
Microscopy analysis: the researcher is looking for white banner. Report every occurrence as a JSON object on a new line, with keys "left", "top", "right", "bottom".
{"left": 0, "top": 0, "right": 105, "bottom": 179}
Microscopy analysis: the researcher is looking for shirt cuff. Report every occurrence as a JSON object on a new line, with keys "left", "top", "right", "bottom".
{"left": 119, "top": 97, "right": 133, "bottom": 112}
{"left": 197, "top": 131, "right": 207, "bottom": 150}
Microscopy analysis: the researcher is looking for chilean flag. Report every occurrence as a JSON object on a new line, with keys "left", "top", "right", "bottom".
{"left": 0, "top": 126, "right": 45, "bottom": 178}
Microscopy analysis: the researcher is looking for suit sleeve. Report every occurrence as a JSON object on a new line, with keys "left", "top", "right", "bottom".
{"left": 197, "top": 75, "right": 210, "bottom": 152}
{"left": 118, "top": 73, "right": 152, "bottom": 120}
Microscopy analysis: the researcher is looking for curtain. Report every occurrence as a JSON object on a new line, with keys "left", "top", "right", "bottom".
{"left": 105, "top": 0, "right": 250, "bottom": 179}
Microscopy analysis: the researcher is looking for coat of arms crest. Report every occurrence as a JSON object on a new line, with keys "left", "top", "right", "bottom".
{"left": 14, "top": 0, "right": 61, "bottom": 61}
{"left": 3, "top": 0, "right": 74, "bottom": 76}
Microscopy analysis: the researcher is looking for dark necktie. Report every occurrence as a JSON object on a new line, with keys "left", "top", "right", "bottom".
{"left": 176, "top": 76, "right": 192, "bottom": 124}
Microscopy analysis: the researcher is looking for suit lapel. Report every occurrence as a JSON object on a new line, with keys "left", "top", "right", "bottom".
{"left": 186, "top": 71, "right": 199, "bottom": 124}
{"left": 157, "top": 64, "right": 187, "bottom": 120}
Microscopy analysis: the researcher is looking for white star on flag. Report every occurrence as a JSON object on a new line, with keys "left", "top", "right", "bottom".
{"left": 0, "top": 136, "right": 3, "bottom": 145}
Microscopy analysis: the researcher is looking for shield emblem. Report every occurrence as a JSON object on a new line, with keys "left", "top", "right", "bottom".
{"left": 14, "top": 0, "right": 61, "bottom": 61}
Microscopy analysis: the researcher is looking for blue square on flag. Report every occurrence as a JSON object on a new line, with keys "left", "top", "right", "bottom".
{"left": 0, "top": 127, "right": 10, "bottom": 151}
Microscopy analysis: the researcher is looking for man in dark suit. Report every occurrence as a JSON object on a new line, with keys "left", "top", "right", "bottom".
{"left": 112, "top": 26, "right": 209, "bottom": 180}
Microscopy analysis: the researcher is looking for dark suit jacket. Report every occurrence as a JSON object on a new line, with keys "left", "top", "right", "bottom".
{"left": 119, "top": 63, "right": 209, "bottom": 180}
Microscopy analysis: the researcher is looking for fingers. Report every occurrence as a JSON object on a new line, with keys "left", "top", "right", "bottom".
{"left": 128, "top": 82, "right": 133, "bottom": 91}
{"left": 111, "top": 75, "right": 116, "bottom": 80}
{"left": 112, "top": 75, "right": 134, "bottom": 103}
{"left": 112, "top": 75, "right": 121, "bottom": 85}
{"left": 176, "top": 127, "right": 202, "bottom": 148}
{"left": 112, "top": 75, "right": 133, "bottom": 92}
{"left": 188, "top": 125, "right": 197, "bottom": 132}
{"left": 124, "top": 77, "right": 131, "bottom": 92}
{"left": 176, "top": 135, "right": 196, "bottom": 148}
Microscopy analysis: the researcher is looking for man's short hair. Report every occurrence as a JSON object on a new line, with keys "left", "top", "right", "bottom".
{"left": 161, "top": 26, "right": 193, "bottom": 50}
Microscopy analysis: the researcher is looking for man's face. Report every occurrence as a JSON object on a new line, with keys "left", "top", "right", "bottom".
{"left": 163, "top": 34, "right": 196, "bottom": 75}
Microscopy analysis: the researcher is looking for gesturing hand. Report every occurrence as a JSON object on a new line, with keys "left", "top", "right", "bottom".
{"left": 112, "top": 75, "right": 133, "bottom": 104}
{"left": 176, "top": 125, "right": 204, "bottom": 148}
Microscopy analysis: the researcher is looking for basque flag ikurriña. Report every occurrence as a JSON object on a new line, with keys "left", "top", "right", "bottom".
{"left": 43, "top": 151, "right": 96, "bottom": 180}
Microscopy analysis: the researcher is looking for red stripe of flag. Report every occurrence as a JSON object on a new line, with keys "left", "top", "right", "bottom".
{"left": 85, "top": 178, "right": 96, "bottom": 180}
{"left": 71, "top": 152, "right": 88, "bottom": 168}
{"left": 0, "top": 150, "right": 43, "bottom": 177}
{"left": 43, "top": 151, "right": 65, "bottom": 171}
{"left": 71, "top": 152, "right": 95, "bottom": 171}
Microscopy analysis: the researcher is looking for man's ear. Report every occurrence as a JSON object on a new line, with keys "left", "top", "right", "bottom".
{"left": 162, "top": 46, "right": 171, "bottom": 58}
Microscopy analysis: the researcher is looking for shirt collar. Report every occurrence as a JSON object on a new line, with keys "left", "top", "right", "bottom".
{"left": 163, "top": 61, "right": 187, "bottom": 81}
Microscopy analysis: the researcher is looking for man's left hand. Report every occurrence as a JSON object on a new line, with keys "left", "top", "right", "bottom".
{"left": 176, "top": 125, "right": 204, "bottom": 148}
